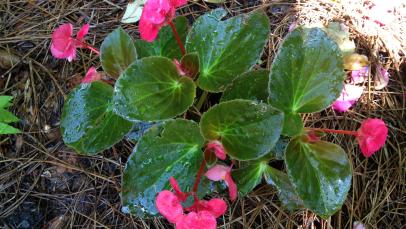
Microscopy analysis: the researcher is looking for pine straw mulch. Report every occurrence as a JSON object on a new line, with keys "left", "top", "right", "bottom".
{"left": 0, "top": 0, "right": 405, "bottom": 228}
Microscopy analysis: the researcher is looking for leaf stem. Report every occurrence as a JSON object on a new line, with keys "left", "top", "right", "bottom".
{"left": 168, "top": 20, "right": 186, "bottom": 56}
{"left": 196, "top": 91, "right": 208, "bottom": 111}
{"left": 305, "top": 127, "right": 358, "bottom": 136}
{"left": 74, "top": 39, "right": 100, "bottom": 55}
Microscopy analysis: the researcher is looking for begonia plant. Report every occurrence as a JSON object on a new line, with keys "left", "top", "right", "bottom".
{"left": 53, "top": 1, "right": 389, "bottom": 227}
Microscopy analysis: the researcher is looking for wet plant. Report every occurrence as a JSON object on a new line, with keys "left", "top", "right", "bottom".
{"left": 53, "top": 0, "right": 388, "bottom": 227}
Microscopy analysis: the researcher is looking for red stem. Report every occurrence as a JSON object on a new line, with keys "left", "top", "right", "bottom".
{"left": 192, "top": 159, "right": 206, "bottom": 201}
{"left": 74, "top": 39, "right": 100, "bottom": 55}
{"left": 306, "top": 127, "right": 358, "bottom": 136}
{"left": 168, "top": 20, "right": 186, "bottom": 56}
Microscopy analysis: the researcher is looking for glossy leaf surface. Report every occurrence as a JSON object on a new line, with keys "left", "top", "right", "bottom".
{"left": 282, "top": 113, "right": 303, "bottom": 137}
{"left": 113, "top": 57, "right": 196, "bottom": 121}
{"left": 268, "top": 27, "right": 344, "bottom": 113}
{"left": 135, "top": 16, "right": 188, "bottom": 60}
{"left": 285, "top": 139, "right": 352, "bottom": 218}
{"left": 186, "top": 8, "right": 270, "bottom": 92}
{"left": 200, "top": 99, "right": 284, "bottom": 160}
{"left": 121, "top": 119, "right": 204, "bottom": 217}
{"left": 61, "top": 82, "right": 132, "bottom": 154}
{"left": 101, "top": 28, "right": 137, "bottom": 78}
{"left": 221, "top": 70, "right": 269, "bottom": 102}
{"left": 232, "top": 161, "right": 267, "bottom": 196}
{"left": 264, "top": 166, "right": 303, "bottom": 210}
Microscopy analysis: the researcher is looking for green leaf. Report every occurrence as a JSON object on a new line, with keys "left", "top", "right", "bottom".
{"left": 221, "top": 70, "right": 269, "bottom": 103}
{"left": 264, "top": 166, "right": 303, "bottom": 210}
{"left": 100, "top": 28, "right": 137, "bottom": 78}
{"left": 285, "top": 139, "right": 352, "bottom": 218}
{"left": 269, "top": 137, "right": 290, "bottom": 160}
{"left": 186, "top": 8, "right": 270, "bottom": 92}
{"left": 121, "top": 119, "right": 204, "bottom": 217}
{"left": 282, "top": 113, "right": 303, "bottom": 137}
{"left": 0, "top": 122, "right": 21, "bottom": 134}
{"left": 200, "top": 99, "right": 284, "bottom": 160}
{"left": 233, "top": 161, "right": 267, "bottom": 196}
{"left": 0, "top": 96, "right": 13, "bottom": 108}
{"left": 268, "top": 27, "right": 344, "bottom": 114}
{"left": 113, "top": 56, "right": 196, "bottom": 121}
{"left": 61, "top": 82, "right": 132, "bottom": 155}
{"left": 135, "top": 16, "right": 188, "bottom": 60}
{"left": 180, "top": 52, "right": 199, "bottom": 78}
{"left": 0, "top": 108, "right": 19, "bottom": 123}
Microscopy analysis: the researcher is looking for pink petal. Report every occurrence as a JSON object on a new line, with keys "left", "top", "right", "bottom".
{"left": 205, "top": 164, "right": 230, "bottom": 182}
{"left": 139, "top": 16, "right": 161, "bottom": 42}
{"left": 77, "top": 24, "right": 89, "bottom": 41}
{"left": 51, "top": 23, "right": 77, "bottom": 60}
{"left": 375, "top": 65, "right": 390, "bottom": 90}
{"left": 171, "top": 0, "right": 187, "bottom": 8}
{"left": 169, "top": 177, "right": 188, "bottom": 202}
{"left": 156, "top": 190, "right": 184, "bottom": 223}
{"left": 82, "top": 67, "right": 101, "bottom": 83}
{"left": 356, "top": 118, "right": 388, "bottom": 157}
{"left": 225, "top": 173, "right": 237, "bottom": 201}
{"left": 204, "top": 198, "right": 227, "bottom": 218}
{"left": 205, "top": 140, "right": 226, "bottom": 160}
{"left": 141, "top": 0, "right": 171, "bottom": 25}
{"left": 351, "top": 66, "right": 368, "bottom": 84}
{"left": 332, "top": 84, "right": 363, "bottom": 112}
{"left": 175, "top": 211, "right": 217, "bottom": 229}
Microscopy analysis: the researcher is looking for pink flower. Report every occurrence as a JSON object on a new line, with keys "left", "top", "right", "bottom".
{"left": 374, "top": 65, "right": 390, "bottom": 90}
{"left": 139, "top": 0, "right": 187, "bottom": 42}
{"left": 81, "top": 67, "right": 102, "bottom": 83}
{"left": 205, "top": 140, "right": 226, "bottom": 160}
{"left": 332, "top": 84, "right": 363, "bottom": 112}
{"left": 156, "top": 176, "right": 227, "bottom": 229}
{"left": 156, "top": 190, "right": 184, "bottom": 223}
{"left": 205, "top": 165, "right": 237, "bottom": 201}
{"left": 51, "top": 23, "right": 90, "bottom": 62}
{"left": 351, "top": 66, "right": 368, "bottom": 84}
{"left": 176, "top": 211, "right": 217, "bottom": 229}
{"left": 356, "top": 118, "right": 388, "bottom": 157}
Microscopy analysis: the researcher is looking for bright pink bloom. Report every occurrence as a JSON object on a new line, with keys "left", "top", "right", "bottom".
{"left": 139, "top": 0, "right": 187, "bottom": 42}
{"left": 156, "top": 176, "right": 227, "bottom": 229}
{"left": 51, "top": 23, "right": 89, "bottom": 62}
{"left": 332, "top": 84, "right": 363, "bottom": 112}
{"left": 205, "top": 140, "right": 226, "bottom": 160}
{"left": 176, "top": 211, "right": 217, "bottom": 229}
{"left": 156, "top": 190, "right": 184, "bottom": 223}
{"left": 205, "top": 164, "right": 237, "bottom": 201}
{"left": 185, "top": 198, "right": 227, "bottom": 218}
{"left": 356, "top": 118, "right": 388, "bottom": 157}
{"left": 81, "top": 67, "right": 101, "bottom": 83}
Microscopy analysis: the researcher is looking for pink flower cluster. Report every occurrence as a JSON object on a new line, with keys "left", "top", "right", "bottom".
{"left": 156, "top": 141, "right": 237, "bottom": 228}
{"left": 156, "top": 177, "right": 227, "bottom": 229}
{"left": 139, "top": 0, "right": 186, "bottom": 42}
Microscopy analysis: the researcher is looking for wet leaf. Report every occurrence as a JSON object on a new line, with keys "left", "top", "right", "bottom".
{"left": 221, "top": 70, "right": 269, "bottom": 103}
{"left": 101, "top": 28, "right": 137, "bottom": 78}
{"left": 200, "top": 99, "right": 284, "bottom": 160}
{"left": 264, "top": 166, "right": 304, "bottom": 210}
{"left": 285, "top": 139, "right": 352, "bottom": 218}
{"left": 281, "top": 113, "right": 303, "bottom": 137}
{"left": 323, "top": 22, "right": 355, "bottom": 57}
{"left": 186, "top": 8, "right": 270, "bottom": 92}
{"left": 180, "top": 52, "right": 199, "bottom": 78}
{"left": 135, "top": 16, "right": 188, "bottom": 60}
{"left": 232, "top": 161, "right": 267, "bottom": 196}
{"left": 268, "top": 27, "right": 344, "bottom": 114}
{"left": 60, "top": 82, "right": 132, "bottom": 154}
{"left": 113, "top": 56, "right": 196, "bottom": 121}
{"left": 121, "top": 119, "right": 204, "bottom": 217}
